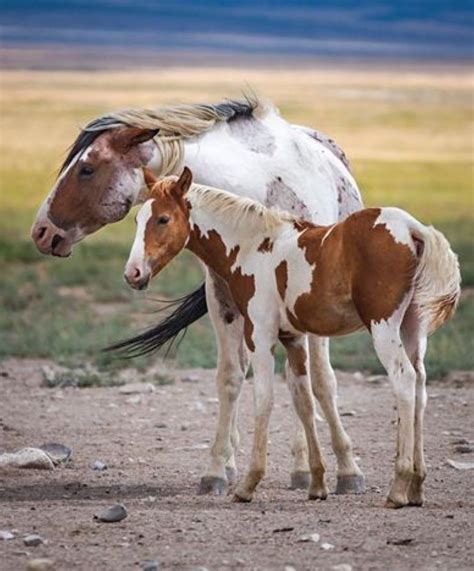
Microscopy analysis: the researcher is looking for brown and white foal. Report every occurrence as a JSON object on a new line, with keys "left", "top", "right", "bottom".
{"left": 125, "top": 167, "right": 460, "bottom": 508}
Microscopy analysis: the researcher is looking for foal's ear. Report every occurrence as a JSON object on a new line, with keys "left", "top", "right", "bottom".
{"left": 173, "top": 166, "right": 193, "bottom": 197}
{"left": 143, "top": 168, "right": 157, "bottom": 191}
{"left": 112, "top": 127, "right": 159, "bottom": 151}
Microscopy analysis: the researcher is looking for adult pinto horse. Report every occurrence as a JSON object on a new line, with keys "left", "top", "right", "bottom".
{"left": 31, "top": 97, "right": 365, "bottom": 495}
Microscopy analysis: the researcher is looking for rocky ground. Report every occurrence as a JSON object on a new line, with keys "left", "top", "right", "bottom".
{"left": 0, "top": 359, "right": 472, "bottom": 571}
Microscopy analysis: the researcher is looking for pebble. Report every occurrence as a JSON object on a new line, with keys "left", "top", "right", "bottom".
{"left": 0, "top": 448, "right": 54, "bottom": 470}
{"left": 321, "top": 542, "right": 335, "bottom": 550}
{"left": 455, "top": 444, "right": 474, "bottom": 454}
{"left": 26, "top": 560, "right": 55, "bottom": 571}
{"left": 298, "top": 533, "right": 320, "bottom": 543}
{"left": 446, "top": 459, "right": 474, "bottom": 470}
{"left": 332, "top": 565, "right": 352, "bottom": 571}
{"left": 126, "top": 395, "right": 142, "bottom": 405}
{"left": 141, "top": 560, "right": 160, "bottom": 571}
{"left": 341, "top": 410, "right": 356, "bottom": 417}
{"left": 95, "top": 503, "right": 128, "bottom": 523}
{"left": 0, "top": 530, "right": 14, "bottom": 540}
{"left": 24, "top": 534, "right": 44, "bottom": 547}
{"left": 181, "top": 375, "right": 200, "bottom": 383}
{"left": 39, "top": 443, "right": 72, "bottom": 465}
{"left": 119, "top": 382, "right": 155, "bottom": 395}
{"left": 91, "top": 460, "right": 108, "bottom": 471}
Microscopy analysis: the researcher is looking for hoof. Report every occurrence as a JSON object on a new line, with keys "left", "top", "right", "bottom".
{"left": 308, "top": 488, "right": 329, "bottom": 501}
{"left": 225, "top": 466, "right": 238, "bottom": 485}
{"left": 290, "top": 471, "right": 311, "bottom": 490}
{"left": 198, "top": 476, "right": 228, "bottom": 496}
{"left": 384, "top": 497, "right": 407, "bottom": 509}
{"left": 335, "top": 474, "right": 366, "bottom": 495}
{"left": 232, "top": 492, "right": 252, "bottom": 503}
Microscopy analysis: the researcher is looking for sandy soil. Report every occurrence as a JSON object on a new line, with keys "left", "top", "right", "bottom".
{"left": 0, "top": 359, "right": 472, "bottom": 570}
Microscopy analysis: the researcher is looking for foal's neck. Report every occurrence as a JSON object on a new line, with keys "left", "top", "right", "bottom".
{"left": 184, "top": 185, "right": 286, "bottom": 280}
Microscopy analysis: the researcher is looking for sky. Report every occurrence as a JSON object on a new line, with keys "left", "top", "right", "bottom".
{"left": 1, "top": 0, "right": 473, "bottom": 61}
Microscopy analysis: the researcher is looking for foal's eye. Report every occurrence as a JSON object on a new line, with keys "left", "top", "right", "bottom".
{"left": 157, "top": 215, "right": 170, "bottom": 225}
{"left": 79, "top": 164, "right": 94, "bottom": 178}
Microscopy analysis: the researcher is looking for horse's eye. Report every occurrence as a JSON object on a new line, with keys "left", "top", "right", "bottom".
{"left": 157, "top": 215, "right": 170, "bottom": 225}
{"left": 79, "top": 164, "right": 94, "bottom": 178}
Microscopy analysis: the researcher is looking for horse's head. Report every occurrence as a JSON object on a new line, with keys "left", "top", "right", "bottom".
{"left": 124, "top": 167, "right": 193, "bottom": 290}
{"left": 31, "top": 126, "right": 159, "bottom": 257}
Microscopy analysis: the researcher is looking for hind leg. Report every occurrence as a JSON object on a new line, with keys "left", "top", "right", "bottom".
{"left": 308, "top": 335, "right": 365, "bottom": 494}
{"left": 282, "top": 336, "right": 329, "bottom": 500}
{"left": 371, "top": 303, "right": 417, "bottom": 508}
{"left": 401, "top": 307, "right": 428, "bottom": 506}
{"left": 198, "top": 272, "right": 249, "bottom": 495}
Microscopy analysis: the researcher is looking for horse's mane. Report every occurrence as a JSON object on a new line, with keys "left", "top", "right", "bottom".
{"left": 60, "top": 95, "right": 267, "bottom": 177}
{"left": 186, "top": 183, "right": 296, "bottom": 234}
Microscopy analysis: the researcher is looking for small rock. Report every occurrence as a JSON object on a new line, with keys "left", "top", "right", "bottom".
{"left": 91, "top": 460, "right": 107, "bottom": 471}
{"left": 446, "top": 459, "right": 474, "bottom": 470}
{"left": 353, "top": 372, "right": 364, "bottom": 381}
{"left": 387, "top": 538, "right": 414, "bottom": 546}
{"left": 0, "top": 530, "right": 14, "bottom": 540}
{"left": 0, "top": 448, "right": 54, "bottom": 470}
{"left": 181, "top": 375, "right": 200, "bottom": 384}
{"left": 24, "top": 534, "right": 44, "bottom": 547}
{"left": 26, "top": 559, "right": 55, "bottom": 571}
{"left": 321, "top": 542, "right": 335, "bottom": 550}
{"left": 39, "top": 443, "right": 72, "bottom": 465}
{"left": 298, "top": 533, "right": 320, "bottom": 543}
{"left": 455, "top": 445, "right": 474, "bottom": 454}
{"left": 332, "top": 565, "right": 352, "bottom": 571}
{"left": 141, "top": 560, "right": 160, "bottom": 571}
{"left": 284, "top": 567, "right": 296, "bottom": 571}
{"left": 126, "top": 395, "right": 142, "bottom": 405}
{"left": 119, "top": 383, "right": 155, "bottom": 395}
{"left": 95, "top": 503, "right": 128, "bottom": 523}
{"left": 340, "top": 410, "right": 356, "bottom": 417}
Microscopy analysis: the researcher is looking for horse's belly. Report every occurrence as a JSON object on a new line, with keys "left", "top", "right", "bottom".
{"left": 289, "top": 294, "right": 364, "bottom": 337}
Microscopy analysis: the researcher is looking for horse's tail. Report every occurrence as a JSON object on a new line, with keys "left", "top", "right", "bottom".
{"left": 105, "top": 283, "right": 208, "bottom": 357}
{"left": 411, "top": 224, "right": 461, "bottom": 333}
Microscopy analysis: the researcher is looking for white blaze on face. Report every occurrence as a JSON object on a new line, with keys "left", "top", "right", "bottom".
{"left": 125, "top": 199, "right": 154, "bottom": 276}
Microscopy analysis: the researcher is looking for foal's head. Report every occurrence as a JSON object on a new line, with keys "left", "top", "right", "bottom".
{"left": 124, "top": 168, "right": 193, "bottom": 290}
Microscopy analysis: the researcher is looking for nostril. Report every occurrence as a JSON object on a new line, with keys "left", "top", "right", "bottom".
{"left": 37, "top": 226, "right": 47, "bottom": 240}
{"left": 51, "top": 234, "right": 63, "bottom": 251}
{"left": 134, "top": 268, "right": 141, "bottom": 279}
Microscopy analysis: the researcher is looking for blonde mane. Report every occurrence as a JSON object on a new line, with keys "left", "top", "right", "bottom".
{"left": 187, "top": 183, "right": 295, "bottom": 234}
{"left": 63, "top": 96, "right": 269, "bottom": 177}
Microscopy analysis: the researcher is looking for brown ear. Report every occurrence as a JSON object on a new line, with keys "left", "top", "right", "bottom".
{"left": 143, "top": 168, "right": 157, "bottom": 191}
{"left": 173, "top": 166, "right": 193, "bottom": 197}
{"left": 111, "top": 127, "right": 159, "bottom": 151}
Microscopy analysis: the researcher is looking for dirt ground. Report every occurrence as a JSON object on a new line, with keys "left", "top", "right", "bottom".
{"left": 0, "top": 359, "right": 472, "bottom": 571}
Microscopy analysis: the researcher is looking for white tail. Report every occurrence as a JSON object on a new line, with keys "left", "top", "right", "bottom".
{"left": 412, "top": 225, "right": 461, "bottom": 333}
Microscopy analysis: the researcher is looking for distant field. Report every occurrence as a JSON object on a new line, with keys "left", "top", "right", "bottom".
{"left": 0, "top": 66, "right": 472, "bottom": 377}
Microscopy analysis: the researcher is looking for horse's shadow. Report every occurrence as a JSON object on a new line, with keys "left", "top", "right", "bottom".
{"left": 0, "top": 481, "right": 187, "bottom": 503}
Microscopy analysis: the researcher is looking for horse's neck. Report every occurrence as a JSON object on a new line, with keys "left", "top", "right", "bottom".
{"left": 185, "top": 196, "right": 265, "bottom": 280}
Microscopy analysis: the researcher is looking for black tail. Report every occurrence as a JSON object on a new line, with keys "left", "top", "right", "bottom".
{"left": 105, "top": 283, "right": 208, "bottom": 358}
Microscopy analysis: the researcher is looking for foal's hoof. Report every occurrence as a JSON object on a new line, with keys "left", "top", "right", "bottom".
{"left": 232, "top": 491, "right": 252, "bottom": 503}
{"left": 225, "top": 466, "right": 238, "bottom": 485}
{"left": 198, "top": 476, "right": 228, "bottom": 496}
{"left": 335, "top": 474, "right": 366, "bottom": 495}
{"left": 384, "top": 496, "right": 408, "bottom": 509}
{"left": 308, "top": 487, "right": 329, "bottom": 501}
{"left": 290, "top": 471, "right": 311, "bottom": 490}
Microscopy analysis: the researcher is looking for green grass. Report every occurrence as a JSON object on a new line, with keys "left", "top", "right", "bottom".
{"left": 0, "top": 69, "right": 472, "bottom": 379}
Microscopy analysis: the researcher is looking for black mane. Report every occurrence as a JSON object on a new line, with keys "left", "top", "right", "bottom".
{"left": 58, "top": 98, "right": 258, "bottom": 176}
